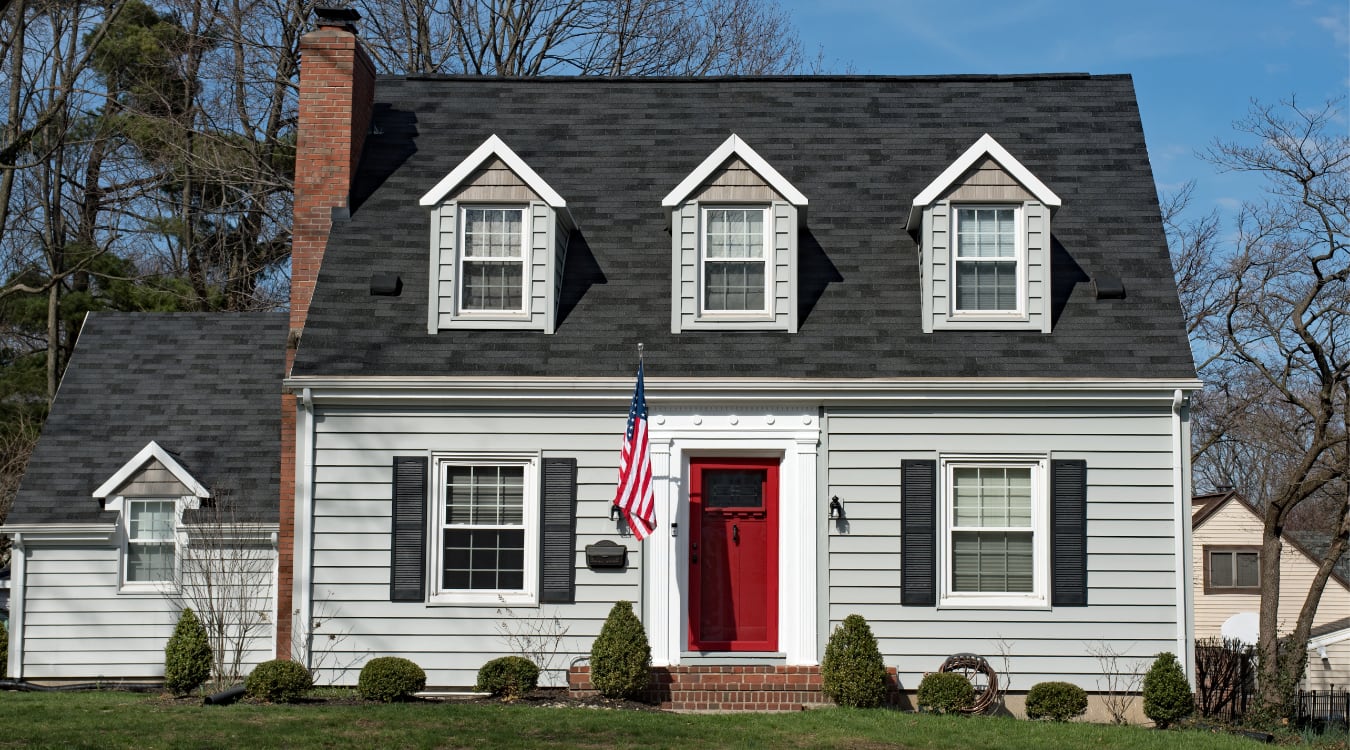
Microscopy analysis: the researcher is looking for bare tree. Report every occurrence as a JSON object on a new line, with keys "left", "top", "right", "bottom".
{"left": 355, "top": 0, "right": 804, "bottom": 76}
{"left": 1171, "top": 97, "right": 1348, "bottom": 716}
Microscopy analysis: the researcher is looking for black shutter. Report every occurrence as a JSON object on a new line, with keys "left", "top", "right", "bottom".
{"left": 390, "top": 456, "right": 428, "bottom": 602}
{"left": 1051, "top": 459, "right": 1088, "bottom": 607}
{"left": 539, "top": 457, "right": 578, "bottom": 604}
{"left": 901, "top": 459, "right": 937, "bottom": 606}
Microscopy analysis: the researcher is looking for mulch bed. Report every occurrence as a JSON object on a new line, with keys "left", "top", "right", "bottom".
{"left": 162, "top": 686, "right": 664, "bottom": 711}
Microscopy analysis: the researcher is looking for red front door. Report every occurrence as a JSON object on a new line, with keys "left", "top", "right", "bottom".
{"left": 688, "top": 457, "right": 779, "bottom": 652}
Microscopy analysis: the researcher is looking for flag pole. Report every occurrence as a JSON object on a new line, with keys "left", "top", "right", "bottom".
{"left": 636, "top": 343, "right": 646, "bottom": 630}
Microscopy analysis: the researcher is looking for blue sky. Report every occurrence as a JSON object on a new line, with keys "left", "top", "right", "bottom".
{"left": 780, "top": 0, "right": 1349, "bottom": 217}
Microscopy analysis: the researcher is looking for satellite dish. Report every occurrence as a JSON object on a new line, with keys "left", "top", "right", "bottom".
{"left": 1221, "top": 612, "right": 1259, "bottom": 644}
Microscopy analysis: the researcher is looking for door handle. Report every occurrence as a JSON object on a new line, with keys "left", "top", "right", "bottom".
{"left": 733, "top": 524, "right": 739, "bottom": 544}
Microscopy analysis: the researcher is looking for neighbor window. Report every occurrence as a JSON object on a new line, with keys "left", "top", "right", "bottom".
{"left": 702, "top": 207, "right": 768, "bottom": 314}
{"left": 124, "top": 499, "right": 176, "bottom": 585}
{"left": 458, "top": 206, "right": 526, "bottom": 313}
{"left": 942, "top": 459, "right": 1047, "bottom": 607}
{"left": 953, "top": 206, "right": 1021, "bottom": 314}
{"left": 431, "top": 455, "right": 538, "bottom": 604}
{"left": 1206, "top": 547, "right": 1260, "bottom": 593}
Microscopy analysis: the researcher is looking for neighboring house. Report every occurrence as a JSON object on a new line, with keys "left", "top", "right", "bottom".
{"left": 6, "top": 8, "right": 1202, "bottom": 712}
{"left": 2, "top": 314, "right": 284, "bottom": 681}
{"left": 1191, "top": 490, "right": 1350, "bottom": 689}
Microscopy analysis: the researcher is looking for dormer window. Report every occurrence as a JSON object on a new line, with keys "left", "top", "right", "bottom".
{"left": 909, "top": 134, "right": 1060, "bottom": 333}
{"left": 664, "top": 135, "right": 807, "bottom": 333}
{"left": 459, "top": 206, "right": 527, "bottom": 314}
{"left": 126, "top": 499, "right": 177, "bottom": 583}
{"left": 420, "top": 135, "right": 573, "bottom": 333}
{"left": 953, "top": 206, "right": 1022, "bottom": 315}
{"left": 703, "top": 207, "right": 769, "bottom": 315}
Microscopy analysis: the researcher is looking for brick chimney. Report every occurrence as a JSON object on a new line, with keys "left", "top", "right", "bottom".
{"left": 279, "top": 6, "right": 375, "bottom": 657}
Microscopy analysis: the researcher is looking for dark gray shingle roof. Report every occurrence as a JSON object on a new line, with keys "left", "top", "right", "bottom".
{"left": 9, "top": 313, "right": 285, "bottom": 525}
{"left": 292, "top": 74, "right": 1196, "bottom": 379}
{"left": 1288, "top": 530, "right": 1350, "bottom": 590}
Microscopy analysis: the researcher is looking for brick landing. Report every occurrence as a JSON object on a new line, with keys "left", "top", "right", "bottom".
{"left": 569, "top": 665, "right": 901, "bottom": 712}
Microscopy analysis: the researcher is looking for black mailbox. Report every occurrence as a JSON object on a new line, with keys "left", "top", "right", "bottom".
{"left": 585, "top": 540, "right": 627, "bottom": 569}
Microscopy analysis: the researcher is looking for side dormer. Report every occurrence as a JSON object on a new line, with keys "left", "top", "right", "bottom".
{"left": 662, "top": 135, "right": 807, "bottom": 333}
{"left": 908, "top": 134, "right": 1060, "bottom": 333}
{"left": 419, "top": 135, "right": 574, "bottom": 334}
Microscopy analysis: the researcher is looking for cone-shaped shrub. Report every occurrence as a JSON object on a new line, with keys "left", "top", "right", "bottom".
{"left": 164, "top": 607, "right": 213, "bottom": 696}
{"left": 821, "top": 614, "right": 888, "bottom": 708}
{"left": 589, "top": 600, "right": 650, "bottom": 700}
{"left": 1026, "top": 681, "right": 1088, "bottom": 721}
{"left": 1143, "top": 652, "right": 1194, "bottom": 728}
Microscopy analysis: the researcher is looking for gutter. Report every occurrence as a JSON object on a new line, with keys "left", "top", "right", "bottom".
{"left": 295, "top": 387, "right": 316, "bottom": 668}
{"left": 1172, "top": 389, "right": 1196, "bottom": 686}
{"left": 8, "top": 534, "right": 23, "bottom": 680}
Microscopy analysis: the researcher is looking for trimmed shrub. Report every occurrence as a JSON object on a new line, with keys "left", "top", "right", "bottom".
{"left": 1143, "top": 652, "right": 1194, "bottom": 728}
{"left": 358, "top": 657, "right": 427, "bottom": 702}
{"left": 916, "top": 672, "right": 975, "bottom": 714}
{"left": 1, "top": 622, "right": 7, "bottom": 679}
{"left": 164, "top": 607, "right": 213, "bottom": 696}
{"left": 821, "top": 614, "right": 888, "bottom": 708}
{"left": 1026, "top": 681, "right": 1088, "bottom": 721}
{"left": 475, "top": 656, "right": 539, "bottom": 699}
{"left": 589, "top": 600, "right": 651, "bottom": 700}
{"left": 245, "top": 659, "right": 313, "bottom": 704}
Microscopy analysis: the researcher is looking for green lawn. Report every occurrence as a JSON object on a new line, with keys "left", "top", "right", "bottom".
{"left": 0, "top": 690, "right": 1340, "bottom": 749}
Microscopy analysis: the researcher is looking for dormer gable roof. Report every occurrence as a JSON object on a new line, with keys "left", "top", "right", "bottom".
{"left": 92, "top": 440, "right": 210, "bottom": 500}
{"left": 906, "top": 133, "right": 1061, "bottom": 230}
{"left": 662, "top": 134, "right": 807, "bottom": 219}
{"left": 419, "top": 134, "right": 569, "bottom": 210}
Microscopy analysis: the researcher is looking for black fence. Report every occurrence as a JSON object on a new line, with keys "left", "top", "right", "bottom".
{"left": 1297, "top": 688, "right": 1350, "bottom": 728}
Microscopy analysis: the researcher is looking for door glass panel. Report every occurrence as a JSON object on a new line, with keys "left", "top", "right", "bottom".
{"left": 703, "top": 469, "right": 765, "bottom": 508}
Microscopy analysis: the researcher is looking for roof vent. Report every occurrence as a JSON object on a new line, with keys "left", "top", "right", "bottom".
{"left": 370, "top": 273, "right": 402, "bottom": 296}
{"left": 1093, "top": 275, "right": 1126, "bottom": 300}
{"left": 315, "top": 7, "right": 361, "bottom": 32}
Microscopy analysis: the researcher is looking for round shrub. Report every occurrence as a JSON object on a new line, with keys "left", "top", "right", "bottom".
{"left": 589, "top": 600, "right": 651, "bottom": 700}
{"left": 1142, "top": 651, "right": 1194, "bottom": 728}
{"left": 475, "top": 656, "right": 539, "bottom": 699}
{"left": 821, "top": 614, "right": 888, "bottom": 708}
{"left": 358, "top": 656, "right": 427, "bottom": 702}
{"left": 1026, "top": 681, "right": 1088, "bottom": 721}
{"left": 916, "top": 672, "right": 975, "bottom": 714}
{"left": 164, "top": 607, "right": 213, "bottom": 696}
{"left": 245, "top": 659, "right": 313, "bottom": 703}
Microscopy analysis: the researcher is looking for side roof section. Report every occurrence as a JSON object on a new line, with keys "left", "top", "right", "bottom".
{"left": 9, "top": 312, "right": 286, "bottom": 525}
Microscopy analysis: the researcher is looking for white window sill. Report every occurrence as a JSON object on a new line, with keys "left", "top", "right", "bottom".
{"left": 426, "top": 591, "right": 537, "bottom": 607}
{"left": 118, "top": 583, "right": 177, "bottom": 596}
{"left": 949, "top": 312, "right": 1029, "bottom": 322}
{"left": 938, "top": 595, "right": 1049, "bottom": 611}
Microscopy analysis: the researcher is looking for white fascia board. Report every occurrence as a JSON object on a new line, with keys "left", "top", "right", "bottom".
{"left": 661, "top": 134, "right": 808, "bottom": 209}
{"left": 0, "top": 523, "right": 117, "bottom": 542}
{"left": 285, "top": 375, "right": 1202, "bottom": 405}
{"left": 418, "top": 134, "right": 568, "bottom": 209}
{"left": 91, "top": 440, "right": 211, "bottom": 500}
{"left": 906, "top": 133, "right": 1062, "bottom": 231}
{"left": 1309, "top": 627, "right": 1350, "bottom": 649}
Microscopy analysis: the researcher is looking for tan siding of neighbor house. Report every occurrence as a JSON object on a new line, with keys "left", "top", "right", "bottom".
{"left": 1306, "top": 639, "right": 1350, "bottom": 689}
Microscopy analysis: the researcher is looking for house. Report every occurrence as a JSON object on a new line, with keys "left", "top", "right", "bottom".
{"left": 1192, "top": 490, "right": 1350, "bottom": 689}
{"left": 5, "top": 8, "right": 1201, "bottom": 715}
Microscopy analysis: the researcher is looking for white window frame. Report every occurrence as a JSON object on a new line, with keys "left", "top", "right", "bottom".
{"left": 698, "top": 205, "right": 772, "bottom": 319}
{"left": 938, "top": 455, "right": 1049, "bottom": 609}
{"left": 456, "top": 204, "right": 530, "bottom": 317}
{"left": 119, "top": 497, "right": 181, "bottom": 592}
{"left": 949, "top": 204, "right": 1027, "bottom": 319}
{"left": 428, "top": 452, "right": 539, "bottom": 606}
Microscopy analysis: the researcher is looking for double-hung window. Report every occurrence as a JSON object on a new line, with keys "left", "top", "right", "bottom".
{"left": 458, "top": 206, "right": 526, "bottom": 314}
{"left": 942, "top": 458, "right": 1048, "bottom": 607}
{"left": 702, "top": 207, "right": 769, "bottom": 315}
{"left": 124, "top": 499, "right": 176, "bottom": 585}
{"left": 431, "top": 455, "right": 538, "bottom": 604}
{"left": 1205, "top": 547, "right": 1260, "bottom": 594}
{"left": 953, "top": 206, "right": 1021, "bottom": 315}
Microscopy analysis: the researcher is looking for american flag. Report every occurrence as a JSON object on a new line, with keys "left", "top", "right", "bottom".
{"left": 613, "top": 363, "right": 656, "bottom": 540}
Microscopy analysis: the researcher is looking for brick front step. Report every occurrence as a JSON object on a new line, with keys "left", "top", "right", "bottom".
{"left": 568, "top": 664, "right": 901, "bottom": 711}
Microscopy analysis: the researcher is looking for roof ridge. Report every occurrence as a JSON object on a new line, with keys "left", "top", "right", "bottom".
{"left": 389, "top": 72, "right": 1109, "bottom": 84}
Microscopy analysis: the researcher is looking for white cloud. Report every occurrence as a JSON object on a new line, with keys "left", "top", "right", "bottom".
{"left": 1316, "top": 12, "right": 1349, "bottom": 47}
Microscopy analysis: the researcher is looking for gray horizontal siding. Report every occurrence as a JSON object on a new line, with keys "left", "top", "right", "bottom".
{"left": 824, "top": 404, "right": 1179, "bottom": 691}
{"left": 308, "top": 407, "right": 635, "bottom": 688}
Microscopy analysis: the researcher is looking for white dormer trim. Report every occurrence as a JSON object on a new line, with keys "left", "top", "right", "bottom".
{"left": 907, "top": 133, "right": 1061, "bottom": 230}
{"left": 419, "top": 134, "right": 568, "bottom": 209}
{"left": 662, "top": 134, "right": 808, "bottom": 213}
{"left": 92, "top": 440, "right": 210, "bottom": 500}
